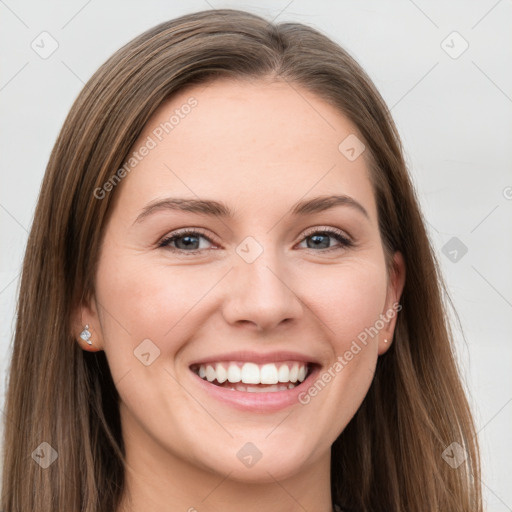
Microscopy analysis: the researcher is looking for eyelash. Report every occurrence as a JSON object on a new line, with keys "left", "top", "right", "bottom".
{"left": 158, "top": 227, "right": 353, "bottom": 255}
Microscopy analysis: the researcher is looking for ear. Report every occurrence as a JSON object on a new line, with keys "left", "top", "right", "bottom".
{"left": 378, "top": 251, "right": 406, "bottom": 355}
{"left": 71, "top": 292, "right": 104, "bottom": 352}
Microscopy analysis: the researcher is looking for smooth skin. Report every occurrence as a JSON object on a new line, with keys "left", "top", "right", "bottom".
{"left": 75, "top": 77, "right": 405, "bottom": 512}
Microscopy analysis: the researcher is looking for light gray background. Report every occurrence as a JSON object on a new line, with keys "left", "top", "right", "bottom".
{"left": 1, "top": 0, "right": 511, "bottom": 509}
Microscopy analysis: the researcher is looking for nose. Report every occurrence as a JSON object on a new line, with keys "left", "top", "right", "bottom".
{"left": 221, "top": 249, "right": 304, "bottom": 332}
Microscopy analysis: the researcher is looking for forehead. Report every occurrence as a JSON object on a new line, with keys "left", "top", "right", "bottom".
{"left": 115, "top": 78, "right": 377, "bottom": 222}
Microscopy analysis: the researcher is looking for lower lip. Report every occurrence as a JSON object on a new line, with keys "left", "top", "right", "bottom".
{"left": 189, "top": 366, "right": 321, "bottom": 412}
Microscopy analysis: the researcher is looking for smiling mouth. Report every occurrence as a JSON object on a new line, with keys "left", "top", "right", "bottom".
{"left": 189, "top": 361, "right": 315, "bottom": 392}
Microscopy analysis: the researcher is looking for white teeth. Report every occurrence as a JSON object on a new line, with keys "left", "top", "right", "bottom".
{"left": 227, "top": 364, "right": 241, "bottom": 383}
{"left": 226, "top": 383, "right": 291, "bottom": 393}
{"left": 245, "top": 384, "right": 288, "bottom": 393}
{"left": 206, "top": 365, "right": 216, "bottom": 382}
{"left": 289, "top": 363, "right": 299, "bottom": 383}
{"left": 260, "top": 364, "right": 278, "bottom": 384}
{"left": 194, "top": 361, "right": 310, "bottom": 386}
{"left": 215, "top": 363, "right": 228, "bottom": 383}
{"left": 277, "top": 364, "right": 290, "bottom": 382}
{"left": 241, "top": 362, "right": 260, "bottom": 384}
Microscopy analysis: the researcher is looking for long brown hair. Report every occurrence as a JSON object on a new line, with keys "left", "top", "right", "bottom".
{"left": 1, "top": 9, "right": 482, "bottom": 511}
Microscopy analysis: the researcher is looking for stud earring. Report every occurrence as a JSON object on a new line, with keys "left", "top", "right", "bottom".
{"left": 79, "top": 324, "right": 92, "bottom": 345}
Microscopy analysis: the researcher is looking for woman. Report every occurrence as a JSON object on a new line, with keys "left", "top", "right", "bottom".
{"left": 1, "top": 9, "right": 482, "bottom": 512}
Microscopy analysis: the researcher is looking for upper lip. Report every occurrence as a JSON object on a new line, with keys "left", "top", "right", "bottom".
{"left": 189, "top": 350, "right": 321, "bottom": 367}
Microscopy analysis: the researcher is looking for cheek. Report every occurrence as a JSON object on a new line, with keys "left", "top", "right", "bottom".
{"left": 299, "top": 259, "right": 388, "bottom": 349}
{"left": 93, "top": 250, "right": 217, "bottom": 422}
{"left": 96, "top": 245, "right": 388, "bottom": 353}
{"left": 94, "top": 248, "right": 217, "bottom": 349}
{"left": 292, "top": 261, "right": 388, "bottom": 443}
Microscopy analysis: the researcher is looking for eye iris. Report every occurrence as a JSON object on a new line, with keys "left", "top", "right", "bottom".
{"left": 175, "top": 234, "right": 199, "bottom": 250}
{"left": 308, "top": 233, "right": 330, "bottom": 249}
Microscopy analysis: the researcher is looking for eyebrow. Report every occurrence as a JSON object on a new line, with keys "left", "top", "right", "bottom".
{"left": 133, "top": 194, "right": 370, "bottom": 224}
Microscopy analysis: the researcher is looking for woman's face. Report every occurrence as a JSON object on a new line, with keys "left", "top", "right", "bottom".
{"left": 82, "top": 78, "right": 404, "bottom": 483}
